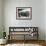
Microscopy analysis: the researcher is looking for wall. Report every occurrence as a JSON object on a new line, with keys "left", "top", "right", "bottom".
{"left": 45, "top": 0, "right": 46, "bottom": 40}
{"left": 31, "top": 0, "right": 45, "bottom": 40}
{"left": 0, "top": 0, "right": 3, "bottom": 38}
{"left": 3, "top": 0, "right": 45, "bottom": 40}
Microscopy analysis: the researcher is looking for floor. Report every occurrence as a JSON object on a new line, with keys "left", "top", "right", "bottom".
{"left": 0, "top": 44, "right": 42, "bottom": 46}
{"left": 0, "top": 40, "right": 46, "bottom": 46}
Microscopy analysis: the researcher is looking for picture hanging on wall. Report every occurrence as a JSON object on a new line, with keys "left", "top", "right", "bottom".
{"left": 16, "top": 7, "right": 32, "bottom": 20}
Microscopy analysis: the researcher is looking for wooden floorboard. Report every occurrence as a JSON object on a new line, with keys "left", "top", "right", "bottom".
{"left": 7, "top": 40, "right": 45, "bottom": 46}
{"left": 0, "top": 40, "right": 46, "bottom": 46}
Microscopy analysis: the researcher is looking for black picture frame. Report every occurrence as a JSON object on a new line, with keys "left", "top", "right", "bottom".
{"left": 16, "top": 7, "right": 32, "bottom": 20}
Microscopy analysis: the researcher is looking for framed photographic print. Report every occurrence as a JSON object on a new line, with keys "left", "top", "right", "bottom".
{"left": 16, "top": 7, "right": 32, "bottom": 20}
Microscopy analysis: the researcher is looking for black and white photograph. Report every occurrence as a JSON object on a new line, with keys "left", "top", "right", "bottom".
{"left": 16, "top": 7, "right": 32, "bottom": 20}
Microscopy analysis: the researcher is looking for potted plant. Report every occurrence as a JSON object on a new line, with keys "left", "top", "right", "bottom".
{"left": 0, "top": 26, "right": 7, "bottom": 44}
{"left": 3, "top": 32, "right": 6, "bottom": 39}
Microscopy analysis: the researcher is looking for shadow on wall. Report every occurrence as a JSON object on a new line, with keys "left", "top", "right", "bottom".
{"left": 0, "top": 31, "right": 3, "bottom": 39}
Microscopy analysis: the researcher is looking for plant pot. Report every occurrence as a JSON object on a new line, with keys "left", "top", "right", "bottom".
{"left": 0, "top": 39, "right": 7, "bottom": 44}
